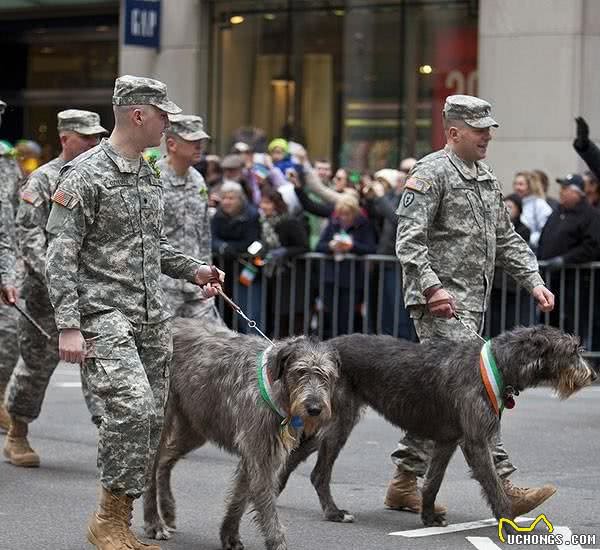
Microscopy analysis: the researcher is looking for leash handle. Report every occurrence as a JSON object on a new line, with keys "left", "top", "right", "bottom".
{"left": 12, "top": 302, "right": 52, "bottom": 341}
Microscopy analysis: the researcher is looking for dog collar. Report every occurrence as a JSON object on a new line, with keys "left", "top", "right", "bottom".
{"left": 479, "top": 340, "right": 505, "bottom": 416}
{"left": 257, "top": 346, "right": 303, "bottom": 430}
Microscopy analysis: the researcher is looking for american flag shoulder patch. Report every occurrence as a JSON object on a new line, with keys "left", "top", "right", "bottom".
{"left": 405, "top": 177, "right": 432, "bottom": 193}
{"left": 21, "top": 189, "right": 43, "bottom": 207}
{"left": 51, "top": 188, "right": 77, "bottom": 209}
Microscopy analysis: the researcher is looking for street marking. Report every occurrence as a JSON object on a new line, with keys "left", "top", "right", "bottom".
{"left": 53, "top": 382, "right": 82, "bottom": 388}
{"left": 389, "top": 517, "right": 535, "bottom": 537}
{"left": 466, "top": 537, "right": 502, "bottom": 550}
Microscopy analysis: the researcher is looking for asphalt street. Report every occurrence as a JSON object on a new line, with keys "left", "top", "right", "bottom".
{"left": 1, "top": 364, "right": 598, "bottom": 550}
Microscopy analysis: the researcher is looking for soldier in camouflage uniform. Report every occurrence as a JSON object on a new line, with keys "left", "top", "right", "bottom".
{"left": 387, "top": 95, "right": 557, "bottom": 517}
{"left": 44, "top": 76, "right": 223, "bottom": 550}
{"left": 0, "top": 99, "right": 23, "bottom": 433}
{"left": 3, "top": 110, "right": 108, "bottom": 468}
{"left": 159, "top": 114, "right": 222, "bottom": 321}
{"left": 0, "top": 179, "right": 17, "bottom": 307}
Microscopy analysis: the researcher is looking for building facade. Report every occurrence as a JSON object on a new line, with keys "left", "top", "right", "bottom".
{"left": 1, "top": 0, "right": 599, "bottom": 189}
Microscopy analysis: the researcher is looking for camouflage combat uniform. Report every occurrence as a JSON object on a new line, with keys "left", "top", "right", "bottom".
{"left": 45, "top": 125, "right": 204, "bottom": 497}
{"left": 393, "top": 95, "right": 545, "bottom": 478}
{"left": 6, "top": 135, "right": 105, "bottom": 426}
{"left": 0, "top": 142, "right": 22, "bottom": 391}
{"left": 158, "top": 154, "right": 220, "bottom": 320}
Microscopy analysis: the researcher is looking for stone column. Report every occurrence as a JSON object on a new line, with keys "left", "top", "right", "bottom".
{"left": 478, "top": 0, "right": 600, "bottom": 192}
{"left": 119, "top": 0, "right": 209, "bottom": 116}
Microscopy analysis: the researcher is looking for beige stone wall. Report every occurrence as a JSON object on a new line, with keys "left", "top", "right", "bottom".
{"left": 119, "top": 0, "right": 209, "bottom": 118}
{"left": 479, "top": 0, "right": 600, "bottom": 194}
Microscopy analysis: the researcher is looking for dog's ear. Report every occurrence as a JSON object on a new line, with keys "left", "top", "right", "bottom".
{"left": 272, "top": 338, "right": 303, "bottom": 380}
{"left": 331, "top": 347, "right": 342, "bottom": 377}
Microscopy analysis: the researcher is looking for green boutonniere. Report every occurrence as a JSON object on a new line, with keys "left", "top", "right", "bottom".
{"left": 198, "top": 186, "right": 208, "bottom": 199}
{"left": 147, "top": 157, "right": 161, "bottom": 178}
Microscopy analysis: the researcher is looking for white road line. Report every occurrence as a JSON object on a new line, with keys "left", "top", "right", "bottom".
{"left": 389, "top": 517, "right": 535, "bottom": 537}
{"left": 466, "top": 536, "right": 502, "bottom": 550}
{"left": 53, "top": 382, "right": 82, "bottom": 388}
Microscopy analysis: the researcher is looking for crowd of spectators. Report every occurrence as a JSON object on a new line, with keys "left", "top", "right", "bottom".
{"left": 191, "top": 122, "right": 600, "bottom": 345}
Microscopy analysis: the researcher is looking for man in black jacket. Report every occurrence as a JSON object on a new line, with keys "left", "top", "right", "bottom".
{"left": 574, "top": 117, "right": 600, "bottom": 184}
{"left": 538, "top": 173, "right": 600, "bottom": 342}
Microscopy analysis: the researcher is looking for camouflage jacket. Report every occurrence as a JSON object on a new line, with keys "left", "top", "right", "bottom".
{"left": 0, "top": 186, "right": 15, "bottom": 285}
{"left": 395, "top": 146, "right": 544, "bottom": 312}
{"left": 0, "top": 148, "right": 23, "bottom": 285}
{"left": 157, "top": 158, "right": 211, "bottom": 299}
{"left": 45, "top": 139, "right": 206, "bottom": 330}
{"left": 16, "top": 156, "right": 65, "bottom": 285}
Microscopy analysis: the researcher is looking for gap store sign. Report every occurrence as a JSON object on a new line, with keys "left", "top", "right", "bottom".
{"left": 124, "top": 0, "right": 161, "bottom": 49}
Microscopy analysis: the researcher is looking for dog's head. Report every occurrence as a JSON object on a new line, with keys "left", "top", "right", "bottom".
{"left": 493, "top": 325, "right": 597, "bottom": 399}
{"left": 270, "top": 336, "right": 340, "bottom": 436}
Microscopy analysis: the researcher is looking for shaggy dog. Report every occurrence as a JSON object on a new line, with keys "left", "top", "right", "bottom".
{"left": 278, "top": 325, "right": 596, "bottom": 527}
{"left": 143, "top": 320, "right": 340, "bottom": 550}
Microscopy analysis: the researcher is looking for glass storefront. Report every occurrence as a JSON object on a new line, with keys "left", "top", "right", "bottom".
{"left": 210, "top": 0, "right": 478, "bottom": 170}
{"left": 0, "top": 3, "right": 118, "bottom": 159}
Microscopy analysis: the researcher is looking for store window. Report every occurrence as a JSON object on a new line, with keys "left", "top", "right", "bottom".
{"left": 0, "top": 8, "right": 118, "bottom": 159}
{"left": 211, "top": 0, "right": 477, "bottom": 171}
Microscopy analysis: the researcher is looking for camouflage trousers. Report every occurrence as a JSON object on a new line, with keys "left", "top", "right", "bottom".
{"left": 164, "top": 290, "right": 224, "bottom": 323}
{"left": 0, "top": 304, "right": 19, "bottom": 388}
{"left": 81, "top": 310, "right": 172, "bottom": 499}
{"left": 390, "top": 306, "right": 516, "bottom": 479}
{"left": 5, "top": 280, "right": 104, "bottom": 424}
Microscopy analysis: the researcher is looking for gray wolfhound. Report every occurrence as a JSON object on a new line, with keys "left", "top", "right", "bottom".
{"left": 143, "top": 319, "right": 340, "bottom": 550}
{"left": 278, "top": 325, "right": 596, "bottom": 528}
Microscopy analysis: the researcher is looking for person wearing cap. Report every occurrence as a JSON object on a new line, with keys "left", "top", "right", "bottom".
{"left": 3, "top": 110, "right": 108, "bottom": 469}
{"left": 44, "top": 76, "right": 224, "bottom": 550}
{"left": 539, "top": 174, "right": 600, "bottom": 293}
{"left": 538, "top": 174, "right": 600, "bottom": 340}
{"left": 0, "top": 99, "right": 24, "bottom": 434}
{"left": 158, "top": 114, "right": 223, "bottom": 323}
{"left": 389, "top": 94, "right": 556, "bottom": 517}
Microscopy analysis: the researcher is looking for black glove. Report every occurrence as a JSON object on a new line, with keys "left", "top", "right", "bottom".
{"left": 544, "top": 256, "right": 564, "bottom": 271}
{"left": 574, "top": 117, "right": 590, "bottom": 150}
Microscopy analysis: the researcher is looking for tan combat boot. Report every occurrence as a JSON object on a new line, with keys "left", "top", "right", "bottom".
{"left": 3, "top": 418, "right": 40, "bottom": 467}
{"left": 123, "top": 498, "right": 161, "bottom": 550}
{"left": 87, "top": 487, "right": 136, "bottom": 549}
{"left": 384, "top": 468, "right": 447, "bottom": 514}
{"left": 0, "top": 385, "right": 10, "bottom": 433}
{"left": 504, "top": 478, "right": 557, "bottom": 517}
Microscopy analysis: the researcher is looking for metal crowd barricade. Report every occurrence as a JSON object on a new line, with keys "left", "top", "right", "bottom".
{"left": 213, "top": 254, "right": 600, "bottom": 358}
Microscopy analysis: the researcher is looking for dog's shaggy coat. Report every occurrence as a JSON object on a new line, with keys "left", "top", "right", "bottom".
{"left": 143, "top": 320, "right": 340, "bottom": 550}
{"left": 279, "top": 325, "right": 596, "bottom": 527}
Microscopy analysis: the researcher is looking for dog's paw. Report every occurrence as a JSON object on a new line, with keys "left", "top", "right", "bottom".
{"left": 421, "top": 511, "right": 448, "bottom": 527}
{"left": 144, "top": 522, "right": 173, "bottom": 540}
{"left": 325, "top": 508, "right": 355, "bottom": 523}
{"left": 221, "top": 534, "right": 244, "bottom": 550}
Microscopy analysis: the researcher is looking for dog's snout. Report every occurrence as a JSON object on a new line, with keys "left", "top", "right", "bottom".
{"left": 306, "top": 405, "right": 322, "bottom": 417}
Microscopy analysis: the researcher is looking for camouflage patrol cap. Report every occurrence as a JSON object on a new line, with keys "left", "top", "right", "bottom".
{"left": 443, "top": 94, "right": 499, "bottom": 128}
{"left": 57, "top": 109, "right": 108, "bottom": 136}
{"left": 167, "top": 114, "right": 210, "bottom": 141}
{"left": 112, "top": 75, "right": 182, "bottom": 114}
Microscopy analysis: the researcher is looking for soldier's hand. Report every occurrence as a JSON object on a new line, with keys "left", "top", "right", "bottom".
{"left": 59, "top": 328, "right": 87, "bottom": 364}
{"left": 194, "top": 265, "right": 224, "bottom": 297}
{"left": 574, "top": 117, "right": 590, "bottom": 149}
{"left": 0, "top": 285, "right": 18, "bottom": 305}
{"left": 532, "top": 285, "right": 554, "bottom": 313}
{"left": 426, "top": 287, "right": 456, "bottom": 318}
